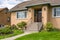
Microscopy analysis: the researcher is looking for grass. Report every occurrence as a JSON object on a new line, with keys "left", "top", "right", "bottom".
{"left": 0, "top": 29, "right": 23, "bottom": 39}
{"left": 15, "top": 31, "right": 60, "bottom": 40}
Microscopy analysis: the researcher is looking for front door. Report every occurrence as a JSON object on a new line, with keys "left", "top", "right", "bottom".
{"left": 34, "top": 9, "right": 42, "bottom": 22}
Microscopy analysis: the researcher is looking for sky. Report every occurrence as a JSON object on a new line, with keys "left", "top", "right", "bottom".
{"left": 0, "top": 0, "right": 28, "bottom": 9}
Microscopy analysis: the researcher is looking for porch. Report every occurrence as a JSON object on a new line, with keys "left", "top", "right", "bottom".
{"left": 25, "top": 5, "right": 49, "bottom": 32}
{"left": 27, "top": 5, "right": 49, "bottom": 25}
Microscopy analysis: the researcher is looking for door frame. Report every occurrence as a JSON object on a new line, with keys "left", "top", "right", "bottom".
{"left": 34, "top": 9, "right": 42, "bottom": 22}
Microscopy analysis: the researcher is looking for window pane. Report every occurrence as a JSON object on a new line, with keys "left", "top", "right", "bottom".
{"left": 54, "top": 8, "right": 56, "bottom": 16}
{"left": 56, "top": 8, "right": 60, "bottom": 16}
{"left": 56, "top": 8, "right": 60, "bottom": 11}
{"left": 56, "top": 11, "right": 60, "bottom": 16}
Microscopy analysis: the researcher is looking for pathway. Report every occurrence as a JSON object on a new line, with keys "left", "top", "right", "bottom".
{"left": 1, "top": 32, "right": 32, "bottom": 40}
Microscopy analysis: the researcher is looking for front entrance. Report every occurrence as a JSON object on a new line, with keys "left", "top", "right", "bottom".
{"left": 34, "top": 9, "right": 42, "bottom": 22}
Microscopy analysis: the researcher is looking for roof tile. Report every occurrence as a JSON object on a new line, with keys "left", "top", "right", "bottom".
{"left": 11, "top": 0, "right": 60, "bottom": 11}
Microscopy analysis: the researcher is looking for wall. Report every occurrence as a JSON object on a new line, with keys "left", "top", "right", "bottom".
{"left": 48, "top": 6, "right": 60, "bottom": 29}
{"left": 11, "top": 8, "right": 34, "bottom": 25}
{"left": 0, "top": 9, "right": 11, "bottom": 25}
{"left": 11, "top": 5, "right": 49, "bottom": 28}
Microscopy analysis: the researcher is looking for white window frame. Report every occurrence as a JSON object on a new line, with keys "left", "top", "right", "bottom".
{"left": 52, "top": 7, "right": 60, "bottom": 18}
{"left": 16, "top": 11, "right": 27, "bottom": 19}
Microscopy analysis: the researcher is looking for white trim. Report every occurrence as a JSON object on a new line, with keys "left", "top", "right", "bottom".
{"left": 52, "top": 8, "right": 54, "bottom": 18}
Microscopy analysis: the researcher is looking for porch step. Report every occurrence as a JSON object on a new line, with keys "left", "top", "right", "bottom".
{"left": 25, "top": 22, "right": 43, "bottom": 32}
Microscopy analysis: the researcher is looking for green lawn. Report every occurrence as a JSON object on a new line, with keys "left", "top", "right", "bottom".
{"left": 0, "top": 29, "right": 23, "bottom": 39}
{"left": 15, "top": 31, "right": 60, "bottom": 40}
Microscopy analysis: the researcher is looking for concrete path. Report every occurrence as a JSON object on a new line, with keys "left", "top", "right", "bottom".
{"left": 1, "top": 32, "right": 32, "bottom": 40}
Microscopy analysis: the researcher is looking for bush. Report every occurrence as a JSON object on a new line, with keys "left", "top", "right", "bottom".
{"left": 17, "top": 22, "right": 27, "bottom": 30}
{"left": 0, "top": 27, "right": 13, "bottom": 35}
{"left": 0, "top": 25, "right": 13, "bottom": 35}
{"left": 11, "top": 24, "right": 17, "bottom": 30}
{"left": 45, "top": 22, "right": 53, "bottom": 31}
{"left": 4, "top": 25, "right": 11, "bottom": 29}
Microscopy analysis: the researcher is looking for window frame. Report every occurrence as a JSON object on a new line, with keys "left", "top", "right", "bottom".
{"left": 52, "top": 7, "right": 60, "bottom": 18}
{"left": 16, "top": 11, "right": 27, "bottom": 19}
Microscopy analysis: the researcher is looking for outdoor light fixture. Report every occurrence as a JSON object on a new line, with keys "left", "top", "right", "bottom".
{"left": 44, "top": 8, "right": 46, "bottom": 11}
{"left": 29, "top": 10, "right": 31, "bottom": 12}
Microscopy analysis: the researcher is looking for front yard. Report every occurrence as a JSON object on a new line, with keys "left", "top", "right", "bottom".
{"left": 15, "top": 22, "right": 60, "bottom": 40}
{"left": 0, "top": 29, "right": 23, "bottom": 39}
{"left": 15, "top": 31, "right": 60, "bottom": 40}
{"left": 0, "top": 22, "right": 27, "bottom": 39}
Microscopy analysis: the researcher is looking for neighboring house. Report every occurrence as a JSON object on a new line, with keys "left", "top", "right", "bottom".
{"left": 10, "top": 0, "right": 60, "bottom": 32}
{"left": 0, "top": 8, "right": 10, "bottom": 27}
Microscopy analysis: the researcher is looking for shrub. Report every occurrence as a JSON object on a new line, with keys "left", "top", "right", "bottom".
{"left": 0, "top": 25, "right": 13, "bottom": 35}
{"left": 11, "top": 24, "right": 17, "bottom": 30}
{"left": 17, "top": 22, "right": 27, "bottom": 30}
{"left": 4, "top": 25, "right": 11, "bottom": 29}
{"left": 0, "top": 27, "right": 13, "bottom": 35}
{"left": 45, "top": 22, "right": 53, "bottom": 31}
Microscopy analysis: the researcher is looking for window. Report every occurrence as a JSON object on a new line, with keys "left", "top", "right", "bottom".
{"left": 52, "top": 7, "right": 60, "bottom": 17}
{"left": 0, "top": 24, "right": 4, "bottom": 28}
{"left": 0, "top": 25, "right": 1, "bottom": 27}
{"left": 7, "top": 17, "right": 10, "bottom": 22}
{"left": 17, "top": 11, "right": 27, "bottom": 19}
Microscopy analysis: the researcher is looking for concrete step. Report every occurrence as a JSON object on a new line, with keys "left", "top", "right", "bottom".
{"left": 25, "top": 22, "right": 42, "bottom": 32}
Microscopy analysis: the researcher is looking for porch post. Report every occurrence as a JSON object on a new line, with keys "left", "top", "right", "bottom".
{"left": 42, "top": 6, "right": 48, "bottom": 28}
{"left": 28, "top": 8, "right": 34, "bottom": 23}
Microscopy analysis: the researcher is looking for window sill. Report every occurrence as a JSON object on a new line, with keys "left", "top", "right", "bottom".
{"left": 53, "top": 16, "right": 60, "bottom": 18}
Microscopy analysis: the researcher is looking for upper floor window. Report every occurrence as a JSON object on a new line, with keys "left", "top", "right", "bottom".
{"left": 52, "top": 7, "right": 60, "bottom": 17}
{"left": 17, "top": 11, "right": 27, "bottom": 19}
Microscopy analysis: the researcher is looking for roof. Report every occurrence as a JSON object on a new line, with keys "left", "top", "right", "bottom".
{"left": 10, "top": 1, "right": 30, "bottom": 12}
{"left": 11, "top": 0, "right": 60, "bottom": 12}
{"left": 27, "top": 0, "right": 60, "bottom": 7}
{"left": 26, "top": 0, "right": 49, "bottom": 7}
{"left": 49, "top": 0, "right": 60, "bottom": 6}
{"left": 0, "top": 8, "right": 8, "bottom": 12}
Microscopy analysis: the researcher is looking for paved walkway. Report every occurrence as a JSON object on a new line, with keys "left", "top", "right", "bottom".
{"left": 1, "top": 32, "right": 32, "bottom": 40}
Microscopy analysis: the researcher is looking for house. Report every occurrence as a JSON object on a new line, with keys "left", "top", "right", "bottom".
{"left": 0, "top": 8, "right": 10, "bottom": 27}
{"left": 10, "top": 0, "right": 60, "bottom": 32}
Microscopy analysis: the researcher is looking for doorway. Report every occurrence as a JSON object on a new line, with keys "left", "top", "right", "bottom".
{"left": 34, "top": 9, "right": 42, "bottom": 22}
